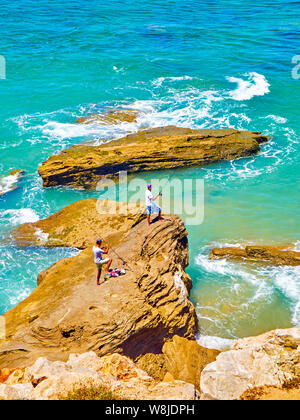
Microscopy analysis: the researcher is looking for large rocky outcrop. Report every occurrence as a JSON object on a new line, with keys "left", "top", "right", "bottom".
{"left": 0, "top": 199, "right": 198, "bottom": 369}
{"left": 210, "top": 245, "right": 300, "bottom": 266}
{"left": 38, "top": 126, "right": 268, "bottom": 189}
{"left": 0, "top": 351, "right": 200, "bottom": 400}
{"left": 200, "top": 328, "right": 300, "bottom": 400}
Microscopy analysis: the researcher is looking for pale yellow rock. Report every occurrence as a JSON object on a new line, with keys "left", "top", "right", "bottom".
{"left": 0, "top": 383, "right": 33, "bottom": 400}
{"left": 5, "top": 369, "right": 29, "bottom": 385}
{"left": 163, "top": 372, "right": 175, "bottom": 382}
{"left": 0, "top": 351, "right": 200, "bottom": 400}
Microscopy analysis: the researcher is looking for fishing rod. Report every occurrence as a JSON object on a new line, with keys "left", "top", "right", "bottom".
{"left": 158, "top": 177, "right": 170, "bottom": 196}
{"left": 109, "top": 247, "right": 135, "bottom": 273}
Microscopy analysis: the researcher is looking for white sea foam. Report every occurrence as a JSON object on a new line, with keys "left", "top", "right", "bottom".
{"left": 263, "top": 115, "right": 287, "bottom": 124}
{"left": 226, "top": 72, "right": 270, "bottom": 101}
{"left": 0, "top": 208, "right": 39, "bottom": 226}
{"left": 8, "top": 72, "right": 296, "bottom": 185}
{"left": 291, "top": 241, "right": 300, "bottom": 251}
{"left": 0, "top": 172, "right": 21, "bottom": 197}
{"left": 196, "top": 334, "right": 234, "bottom": 351}
{"left": 152, "top": 75, "right": 194, "bottom": 87}
{"left": 9, "top": 289, "right": 32, "bottom": 306}
{"left": 270, "top": 265, "right": 300, "bottom": 325}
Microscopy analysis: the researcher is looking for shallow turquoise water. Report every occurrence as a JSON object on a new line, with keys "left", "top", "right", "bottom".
{"left": 0, "top": 1, "right": 299, "bottom": 341}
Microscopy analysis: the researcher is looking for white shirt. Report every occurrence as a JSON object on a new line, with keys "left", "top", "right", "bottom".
{"left": 145, "top": 189, "right": 153, "bottom": 206}
{"left": 93, "top": 246, "right": 104, "bottom": 264}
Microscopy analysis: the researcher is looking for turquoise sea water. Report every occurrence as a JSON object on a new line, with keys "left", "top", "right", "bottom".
{"left": 0, "top": 1, "right": 299, "bottom": 344}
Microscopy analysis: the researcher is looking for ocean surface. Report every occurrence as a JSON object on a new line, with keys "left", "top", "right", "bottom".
{"left": 0, "top": 0, "right": 299, "bottom": 346}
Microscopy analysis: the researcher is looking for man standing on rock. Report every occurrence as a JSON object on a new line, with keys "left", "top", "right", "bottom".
{"left": 93, "top": 239, "right": 112, "bottom": 285}
{"left": 145, "top": 183, "right": 162, "bottom": 226}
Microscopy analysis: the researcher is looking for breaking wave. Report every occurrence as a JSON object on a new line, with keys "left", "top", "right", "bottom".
{"left": 226, "top": 72, "right": 270, "bottom": 101}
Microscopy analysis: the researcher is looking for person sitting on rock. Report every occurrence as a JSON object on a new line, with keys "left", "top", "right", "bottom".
{"left": 145, "top": 183, "right": 162, "bottom": 226}
{"left": 93, "top": 239, "right": 112, "bottom": 285}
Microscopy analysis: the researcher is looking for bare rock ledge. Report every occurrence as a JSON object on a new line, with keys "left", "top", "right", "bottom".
{"left": 38, "top": 126, "right": 268, "bottom": 189}
{"left": 210, "top": 245, "right": 300, "bottom": 266}
{"left": 0, "top": 351, "right": 200, "bottom": 400}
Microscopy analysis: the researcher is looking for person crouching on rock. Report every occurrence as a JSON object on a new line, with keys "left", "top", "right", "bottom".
{"left": 145, "top": 183, "right": 162, "bottom": 226}
{"left": 93, "top": 239, "right": 112, "bottom": 285}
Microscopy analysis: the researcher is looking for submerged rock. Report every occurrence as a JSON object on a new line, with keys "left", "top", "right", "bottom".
{"left": 210, "top": 245, "right": 300, "bottom": 266}
{"left": 38, "top": 126, "right": 268, "bottom": 189}
{"left": 200, "top": 328, "right": 300, "bottom": 400}
{"left": 1, "top": 199, "right": 198, "bottom": 369}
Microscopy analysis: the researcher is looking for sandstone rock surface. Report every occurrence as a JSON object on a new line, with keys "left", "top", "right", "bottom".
{"left": 13, "top": 198, "right": 145, "bottom": 249}
{"left": 200, "top": 328, "right": 300, "bottom": 400}
{"left": 210, "top": 245, "right": 300, "bottom": 266}
{"left": 1, "top": 200, "right": 198, "bottom": 369}
{"left": 38, "top": 126, "right": 268, "bottom": 189}
{"left": 0, "top": 351, "right": 200, "bottom": 400}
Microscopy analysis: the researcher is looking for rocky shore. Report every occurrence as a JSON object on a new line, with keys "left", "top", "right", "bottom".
{"left": 38, "top": 126, "right": 269, "bottom": 189}
{"left": 0, "top": 122, "right": 298, "bottom": 400}
{"left": 0, "top": 329, "right": 299, "bottom": 400}
{"left": 0, "top": 197, "right": 299, "bottom": 399}
{"left": 1, "top": 199, "right": 198, "bottom": 369}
